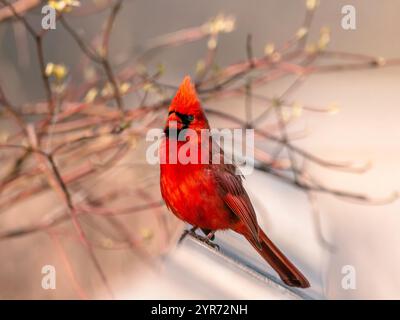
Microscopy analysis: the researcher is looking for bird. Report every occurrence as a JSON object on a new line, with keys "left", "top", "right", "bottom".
{"left": 159, "top": 76, "right": 310, "bottom": 288}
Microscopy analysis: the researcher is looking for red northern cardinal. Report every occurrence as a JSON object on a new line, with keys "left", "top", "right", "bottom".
{"left": 160, "top": 76, "right": 310, "bottom": 288}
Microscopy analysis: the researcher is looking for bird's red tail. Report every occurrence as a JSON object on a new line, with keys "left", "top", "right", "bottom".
{"left": 244, "top": 229, "right": 310, "bottom": 288}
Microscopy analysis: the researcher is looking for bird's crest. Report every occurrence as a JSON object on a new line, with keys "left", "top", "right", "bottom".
{"left": 169, "top": 76, "right": 200, "bottom": 113}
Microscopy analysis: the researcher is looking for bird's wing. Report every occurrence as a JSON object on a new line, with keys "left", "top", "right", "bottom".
{"left": 212, "top": 163, "right": 261, "bottom": 247}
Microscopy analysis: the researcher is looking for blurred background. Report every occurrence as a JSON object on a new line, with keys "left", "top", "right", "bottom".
{"left": 0, "top": 0, "right": 399, "bottom": 299}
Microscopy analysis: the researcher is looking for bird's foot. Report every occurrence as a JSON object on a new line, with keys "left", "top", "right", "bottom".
{"left": 193, "top": 231, "right": 220, "bottom": 251}
{"left": 178, "top": 226, "right": 198, "bottom": 244}
{"left": 179, "top": 228, "right": 219, "bottom": 250}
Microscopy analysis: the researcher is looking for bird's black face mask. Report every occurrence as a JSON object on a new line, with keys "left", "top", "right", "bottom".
{"left": 164, "top": 111, "right": 194, "bottom": 138}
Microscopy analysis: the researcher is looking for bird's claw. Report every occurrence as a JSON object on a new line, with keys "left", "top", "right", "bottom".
{"left": 204, "top": 240, "right": 220, "bottom": 251}
{"left": 178, "top": 228, "right": 220, "bottom": 250}
{"left": 178, "top": 229, "right": 189, "bottom": 244}
{"left": 193, "top": 232, "right": 220, "bottom": 251}
{"left": 178, "top": 226, "right": 198, "bottom": 244}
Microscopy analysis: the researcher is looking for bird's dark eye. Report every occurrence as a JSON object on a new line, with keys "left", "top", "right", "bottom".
{"left": 175, "top": 112, "right": 194, "bottom": 124}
